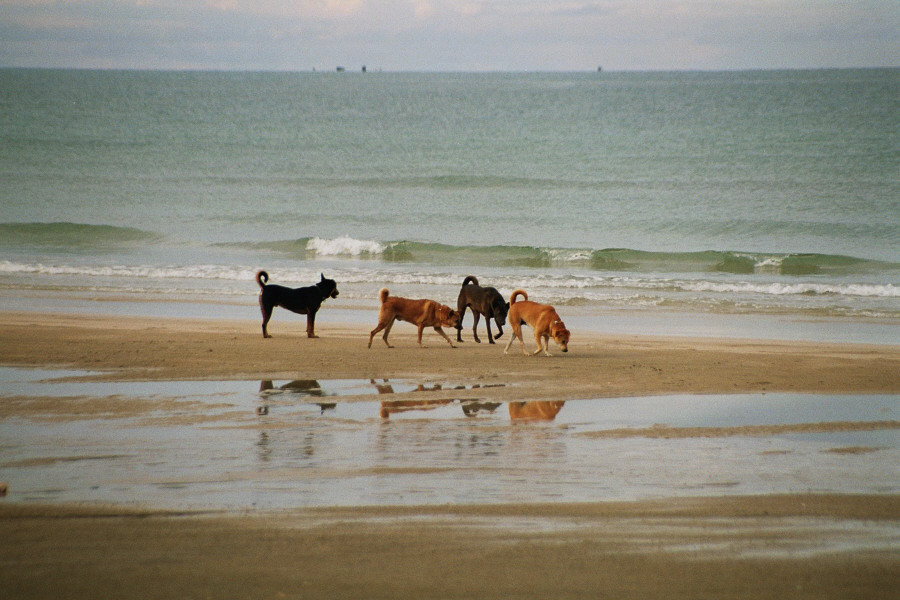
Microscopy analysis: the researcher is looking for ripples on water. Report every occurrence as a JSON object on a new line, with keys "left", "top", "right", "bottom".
{"left": 1, "top": 368, "right": 897, "bottom": 510}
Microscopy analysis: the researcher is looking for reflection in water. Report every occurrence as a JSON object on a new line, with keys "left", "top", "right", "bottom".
{"left": 462, "top": 401, "right": 502, "bottom": 417}
{"left": 508, "top": 401, "right": 566, "bottom": 421}
{"left": 371, "top": 378, "right": 395, "bottom": 394}
{"left": 372, "top": 379, "right": 502, "bottom": 419}
{"left": 258, "top": 380, "right": 336, "bottom": 415}
{"left": 379, "top": 399, "right": 564, "bottom": 421}
{"left": 370, "top": 379, "right": 447, "bottom": 395}
{"left": 256, "top": 380, "right": 567, "bottom": 422}
{"left": 5, "top": 375, "right": 897, "bottom": 510}
{"left": 5, "top": 368, "right": 896, "bottom": 509}
{"left": 255, "top": 431, "right": 272, "bottom": 462}
{"left": 260, "top": 379, "right": 322, "bottom": 395}
{"left": 380, "top": 399, "right": 454, "bottom": 419}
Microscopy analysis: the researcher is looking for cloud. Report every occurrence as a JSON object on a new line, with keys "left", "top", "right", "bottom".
{"left": 0, "top": 0, "right": 897, "bottom": 70}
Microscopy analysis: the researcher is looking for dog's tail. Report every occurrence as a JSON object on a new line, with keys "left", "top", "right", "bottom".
{"left": 256, "top": 270, "right": 269, "bottom": 288}
{"left": 378, "top": 287, "right": 390, "bottom": 304}
{"left": 462, "top": 275, "right": 479, "bottom": 287}
{"left": 510, "top": 289, "right": 528, "bottom": 304}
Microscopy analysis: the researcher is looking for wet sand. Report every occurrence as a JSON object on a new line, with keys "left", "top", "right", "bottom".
{"left": 3, "top": 496, "right": 899, "bottom": 599}
{"left": 2, "top": 311, "right": 899, "bottom": 397}
{"left": 2, "top": 310, "right": 899, "bottom": 598}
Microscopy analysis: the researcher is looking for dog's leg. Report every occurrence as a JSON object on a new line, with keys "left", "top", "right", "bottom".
{"left": 455, "top": 301, "right": 467, "bottom": 342}
{"left": 369, "top": 317, "right": 391, "bottom": 348}
{"left": 485, "top": 316, "right": 497, "bottom": 344}
{"left": 434, "top": 326, "right": 456, "bottom": 348}
{"left": 504, "top": 324, "right": 526, "bottom": 355}
{"left": 306, "top": 311, "right": 319, "bottom": 338}
{"left": 381, "top": 318, "right": 396, "bottom": 348}
{"left": 533, "top": 333, "right": 551, "bottom": 357}
{"left": 471, "top": 311, "right": 482, "bottom": 343}
{"left": 492, "top": 319, "right": 503, "bottom": 341}
{"left": 260, "top": 298, "right": 273, "bottom": 338}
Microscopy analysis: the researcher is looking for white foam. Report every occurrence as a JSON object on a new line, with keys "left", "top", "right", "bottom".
{"left": 2, "top": 260, "right": 898, "bottom": 304}
{"left": 306, "top": 236, "right": 386, "bottom": 256}
{"left": 678, "top": 280, "right": 900, "bottom": 298}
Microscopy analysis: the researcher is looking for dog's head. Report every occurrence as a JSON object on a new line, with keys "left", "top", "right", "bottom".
{"left": 493, "top": 300, "right": 510, "bottom": 326}
{"left": 317, "top": 273, "right": 339, "bottom": 299}
{"left": 550, "top": 320, "right": 570, "bottom": 353}
{"left": 439, "top": 305, "right": 461, "bottom": 328}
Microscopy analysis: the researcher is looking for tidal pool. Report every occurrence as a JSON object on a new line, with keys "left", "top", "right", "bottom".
{"left": 0, "top": 368, "right": 897, "bottom": 511}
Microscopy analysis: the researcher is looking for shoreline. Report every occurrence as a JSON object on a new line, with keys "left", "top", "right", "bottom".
{"left": 3, "top": 287, "right": 900, "bottom": 346}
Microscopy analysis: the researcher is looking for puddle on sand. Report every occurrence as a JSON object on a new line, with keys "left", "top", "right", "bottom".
{"left": 0, "top": 367, "right": 897, "bottom": 512}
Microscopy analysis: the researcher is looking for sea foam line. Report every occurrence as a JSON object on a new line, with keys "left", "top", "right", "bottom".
{"left": 1, "top": 260, "right": 898, "bottom": 299}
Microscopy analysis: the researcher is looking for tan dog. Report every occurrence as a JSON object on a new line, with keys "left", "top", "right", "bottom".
{"left": 503, "top": 289, "right": 570, "bottom": 356}
{"left": 508, "top": 400, "right": 566, "bottom": 421}
{"left": 368, "top": 288, "right": 460, "bottom": 348}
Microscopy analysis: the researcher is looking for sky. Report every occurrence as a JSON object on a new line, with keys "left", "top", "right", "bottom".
{"left": 1, "top": 0, "right": 898, "bottom": 72}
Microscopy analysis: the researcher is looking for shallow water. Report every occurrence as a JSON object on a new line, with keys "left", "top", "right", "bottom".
{"left": 0, "top": 368, "right": 897, "bottom": 511}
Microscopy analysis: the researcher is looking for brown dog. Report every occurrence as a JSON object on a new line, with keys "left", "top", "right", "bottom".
{"left": 368, "top": 288, "right": 460, "bottom": 348}
{"left": 503, "top": 289, "right": 570, "bottom": 356}
{"left": 508, "top": 400, "right": 566, "bottom": 421}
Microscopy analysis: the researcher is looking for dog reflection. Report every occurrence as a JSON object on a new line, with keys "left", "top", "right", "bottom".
{"left": 258, "top": 380, "right": 336, "bottom": 415}
{"left": 462, "top": 401, "right": 501, "bottom": 416}
{"left": 508, "top": 401, "right": 566, "bottom": 421}
{"left": 370, "top": 379, "right": 445, "bottom": 395}
{"left": 259, "top": 379, "right": 323, "bottom": 395}
{"left": 379, "top": 399, "right": 454, "bottom": 419}
{"left": 370, "top": 378, "right": 396, "bottom": 394}
{"left": 378, "top": 399, "right": 562, "bottom": 420}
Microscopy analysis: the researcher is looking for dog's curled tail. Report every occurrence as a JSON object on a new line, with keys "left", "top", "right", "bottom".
{"left": 256, "top": 270, "right": 269, "bottom": 288}
{"left": 510, "top": 289, "right": 528, "bottom": 304}
{"left": 378, "top": 287, "right": 390, "bottom": 304}
{"left": 462, "top": 275, "right": 479, "bottom": 287}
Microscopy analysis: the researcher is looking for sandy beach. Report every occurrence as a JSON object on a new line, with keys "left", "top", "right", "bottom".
{"left": 2, "top": 310, "right": 899, "bottom": 598}
{"left": 2, "top": 310, "right": 899, "bottom": 396}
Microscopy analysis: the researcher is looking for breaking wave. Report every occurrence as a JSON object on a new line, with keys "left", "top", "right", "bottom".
{"left": 226, "top": 236, "right": 899, "bottom": 277}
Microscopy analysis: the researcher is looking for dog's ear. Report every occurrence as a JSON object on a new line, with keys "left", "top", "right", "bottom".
{"left": 320, "top": 273, "right": 325, "bottom": 281}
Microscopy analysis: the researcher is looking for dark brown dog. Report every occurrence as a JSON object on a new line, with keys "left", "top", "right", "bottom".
{"left": 368, "top": 288, "right": 460, "bottom": 348}
{"left": 503, "top": 289, "right": 570, "bottom": 356}
{"left": 256, "top": 271, "right": 339, "bottom": 338}
{"left": 455, "top": 275, "right": 509, "bottom": 344}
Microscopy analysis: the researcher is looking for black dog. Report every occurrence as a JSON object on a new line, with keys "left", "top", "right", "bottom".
{"left": 256, "top": 271, "right": 339, "bottom": 338}
{"left": 455, "top": 275, "right": 509, "bottom": 344}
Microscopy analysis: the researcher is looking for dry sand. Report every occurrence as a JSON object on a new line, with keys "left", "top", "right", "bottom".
{"left": 1, "top": 310, "right": 899, "bottom": 598}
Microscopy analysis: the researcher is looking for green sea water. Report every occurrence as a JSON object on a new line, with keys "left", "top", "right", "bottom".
{"left": 1, "top": 68, "right": 898, "bottom": 321}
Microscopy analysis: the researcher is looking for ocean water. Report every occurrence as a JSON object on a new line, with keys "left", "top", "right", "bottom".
{"left": 1, "top": 68, "right": 898, "bottom": 337}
